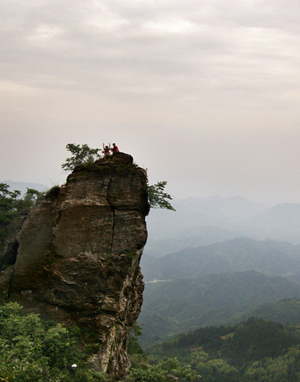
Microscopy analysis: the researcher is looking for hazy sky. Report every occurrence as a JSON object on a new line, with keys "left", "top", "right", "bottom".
{"left": 1, "top": 0, "right": 300, "bottom": 205}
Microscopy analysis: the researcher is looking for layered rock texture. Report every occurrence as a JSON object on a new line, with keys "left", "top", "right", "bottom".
{"left": 0, "top": 152, "right": 149, "bottom": 379}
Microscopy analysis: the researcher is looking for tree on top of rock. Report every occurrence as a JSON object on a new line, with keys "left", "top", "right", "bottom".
{"left": 61, "top": 143, "right": 175, "bottom": 211}
{"left": 61, "top": 143, "right": 102, "bottom": 172}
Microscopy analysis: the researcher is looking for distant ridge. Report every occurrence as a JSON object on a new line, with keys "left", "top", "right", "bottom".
{"left": 142, "top": 237, "right": 300, "bottom": 281}
{"left": 144, "top": 197, "right": 300, "bottom": 258}
{"left": 243, "top": 203, "right": 300, "bottom": 227}
{"left": 2, "top": 180, "right": 48, "bottom": 195}
{"left": 235, "top": 298, "right": 300, "bottom": 325}
{"left": 144, "top": 195, "right": 270, "bottom": 257}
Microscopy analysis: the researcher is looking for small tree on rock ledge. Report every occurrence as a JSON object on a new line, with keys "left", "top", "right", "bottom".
{"left": 147, "top": 181, "right": 175, "bottom": 211}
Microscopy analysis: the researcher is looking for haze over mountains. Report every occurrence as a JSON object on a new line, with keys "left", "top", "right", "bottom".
{"left": 144, "top": 195, "right": 300, "bottom": 258}
{"left": 142, "top": 237, "right": 300, "bottom": 281}
{"left": 139, "top": 195, "right": 300, "bottom": 348}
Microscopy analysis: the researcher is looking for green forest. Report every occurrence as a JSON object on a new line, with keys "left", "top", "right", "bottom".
{"left": 138, "top": 271, "right": 300, "bottom": 347}
{"left": 145, "top": 316, "right": 300, "bottom": 382}
{"left": 0, "top": 301, "right": 200, "bottom": 381}
{"left": 3, "top": 300, "right": 300, "bottom": 381}
{"left": 0, "top": 302, "right": 112, "bottom": 381}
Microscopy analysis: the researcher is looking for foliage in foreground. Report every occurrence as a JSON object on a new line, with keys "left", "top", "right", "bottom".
{"left": 8, "top": 296, "right": 300, "bottom": 381}
{"left": 0, "top": 303, "right": 197, "bottom": 382}
{"left": 0, "top": 302, "right": 110, "bottom": 382}
{"left": 4, "top": 302, "right": 300, "bottom": 382}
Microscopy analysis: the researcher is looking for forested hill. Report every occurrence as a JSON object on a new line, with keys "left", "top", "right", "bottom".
{"left": 141, "top": 237, "right": 300, "bottom": 281}
{"left": 146, "top": 317, "right": 300, "bottom": 381}
{"left": 234, "top": 298, "right": 300, "bottom": 325}
{"left": 147, "top": 317, "right": 298, "bottom": 367}
{"left": 138, "top": 270, "right": 300, "bottom": 348}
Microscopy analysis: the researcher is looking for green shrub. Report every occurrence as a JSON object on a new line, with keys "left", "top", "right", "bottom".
{"left": 128, "top": 357, "right": 200, "bottom": 382}
{"left": 0, "top": 302, "right": 111, "bottom": 382}
{"left": 45, "top": 185, "right": 60, "bottom": 198}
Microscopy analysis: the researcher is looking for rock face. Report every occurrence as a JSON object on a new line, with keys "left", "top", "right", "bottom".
{"left": 1, "top": 153, "right": 149, "bottom": 379}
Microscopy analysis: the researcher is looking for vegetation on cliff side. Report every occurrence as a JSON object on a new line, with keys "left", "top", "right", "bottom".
{"left": 147, "top": 181, "right": 175, "bottom": 211}
{"left": 0, "top": 302, "right": 111, "bottom": 382}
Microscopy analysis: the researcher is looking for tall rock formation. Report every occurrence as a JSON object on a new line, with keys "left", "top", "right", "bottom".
{"left": 0, "top": 152, "right": 149, "bottom": 379}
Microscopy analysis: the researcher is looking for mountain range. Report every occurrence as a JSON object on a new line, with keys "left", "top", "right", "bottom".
{"left": 145, "top": 196, "right": 300, "bottom": 257}
{"left": 141, "top": 237, "right": 300, "bottom": 282}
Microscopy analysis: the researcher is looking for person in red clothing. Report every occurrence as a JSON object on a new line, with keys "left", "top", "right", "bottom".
{"left": 111, "top": 143, "right": 119, "bottom": 153}
{"left": 103, "top": 143, "right": 111, "bottom": 159}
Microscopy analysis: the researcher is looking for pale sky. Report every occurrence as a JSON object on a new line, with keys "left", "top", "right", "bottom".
{"left": 1, "top": 0, "right": 300, "bottom": 205}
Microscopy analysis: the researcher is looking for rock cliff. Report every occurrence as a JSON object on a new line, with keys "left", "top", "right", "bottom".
{"left": 0, "top": 152, "right": 149, "bottom": 379}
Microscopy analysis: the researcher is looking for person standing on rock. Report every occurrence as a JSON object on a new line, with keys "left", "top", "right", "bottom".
{"left": 103, "top": 143, "right": 111, "bottom": 159}
{"left": 111, "top": 143, "right": 119, "bottom": 153}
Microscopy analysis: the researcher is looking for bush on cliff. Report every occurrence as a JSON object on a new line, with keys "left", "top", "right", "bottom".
{"left": 147, "top": 181, "right": 175, "bottom": 211}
